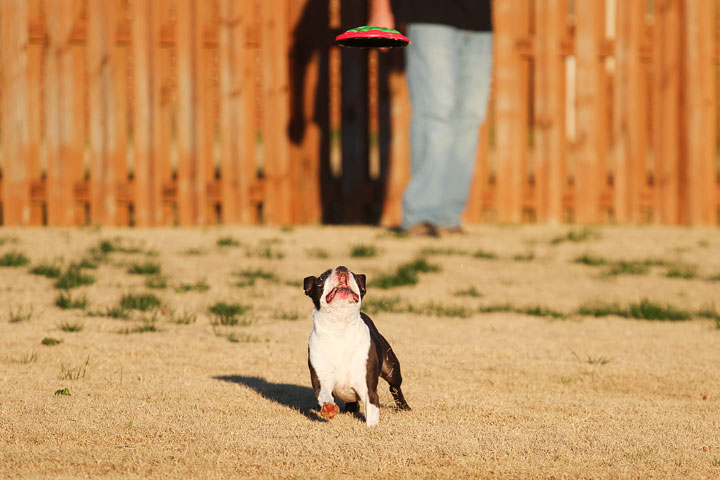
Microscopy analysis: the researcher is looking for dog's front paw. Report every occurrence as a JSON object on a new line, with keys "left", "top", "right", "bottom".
{"left": 320, "top": 402, "right": 339, "bottom": 419}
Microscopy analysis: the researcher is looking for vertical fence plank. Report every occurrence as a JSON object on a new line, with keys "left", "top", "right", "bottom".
{"left": 613, "top": 0, "right": 645, "bottom": 223}
{"left": 177, "top": 0, "right": 210, "bottom": 225}
{"left": 261, "top": 0, "right": 292, "bottom": 224}
{"left": 682, "top": 0, "right": 716, "bottom": 225}
{"left": 493, "top": 0, "right": 528, "bottom": 224}
{"left": 196, "top": 0, "right": 211, "bottom": 225}
{"left": 219, "top": 0, "right": 246, "bottom": 224}
{"left": 652, "top": 0, "right": 681, "bottom": 224}
{"left": 176, "top": 0, "right": 195, "bottom": 225}
{"left": 288, "top": 0, "right": 323, "bottom": 224}
{"left": 27, "top": 1, "right": 44, "bottom": 225}
{"left": 88, "top": 0, "right": 117, "bottom": 225}
{"left": 130, "top": 0, "right": 161, "bottom": 226}
{"left": 533, "top": 0, "right": 565, "bottom": 224}
{"left": 1, "top": 1, "right": 31, "bottom": 225}
{"left": 45, "top": 0, "right": 79, "bottom": 226}
{"left": 113, "top": 23, "right": 130, "bottom": 226}
{"left": 574, "top": 0, "right": 605, "bottom": 223}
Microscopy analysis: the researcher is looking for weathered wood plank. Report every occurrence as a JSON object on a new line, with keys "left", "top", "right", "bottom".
{"left": 88, "top": 0, "right": 117, "bottom": 225}
{"left": 44, "top": 0, "right": 79, "bottom": 226}
{"left": 261, "top": 0, "right": 292, "bottom": 224}
{"left": 682, "top": 0, "right": 716, "bottom": 225}
{"left": 1, "top": 1, "right": 31, "bottom": 225}
{"left": 534, "top": 0, "right": 568, "bottom": 224}
{"left": 574, "top": 0, "right": 605, "bottom": 223}
{"left": 652, "top": 0, "right": 681, "bottom": 224}
{"left": 613, "top": 0, "right": 646, "bottom": 223}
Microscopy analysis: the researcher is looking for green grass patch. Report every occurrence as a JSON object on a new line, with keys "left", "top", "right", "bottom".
{"left": 473, "top": 249, "right": 499, "bottom": 260}
{"left": 416, "top": 302, "right": 473, "bottom": 318}
{"left": 512, "top": 252, "right": 536, "bottom": 262}
{"left": 576, "top": 301, "right": 626, "bottom": 317}
{"left": 55, "top": 293, "right": 89, "bottom": 310}
{"left": 117, "top": 322, "right": 158, "bottom": 334}
{"left": 606, "top": 260, "right": 652, "bottom": 276}
{"left": 209, "top": 302, "right": 252, "bottom": 326}
{"left": 217, "top": 237, "right": 241, "bottom": 247}
{"left": 696, "top": 304, "right": 720, "bottom": 323}
{"left": 128, "top": 261, "right": 161, "bottom": 275}
{"left": 350, "top": 244, "right": 378, "bottom": 258}
{"left": 233, "top": 269, "right": 279, "bottom": 287}
{"left": 476, "top": 304, "right": 513, "bottom": 314}
{"left": 120, "top": 293, "right": 162, "bottom": 311}
{"left": 0, "top": 251, "right": 30, "bottom": 267}
{"left": 42, "top": 337, "right": 63, "bottom": 346}
{"left": 577, "top": 299, "right": 692, "bottom": 321}
{"left": 420, "top": 247, "right": 469, "bottom": 256}
{"left": 30, "top": 263, "right": 63, "bottom": 279}
{"left": 573, "top": 253, "right": 609, "bottom": 267}
{"left": 274, "top": 310, "right": 300, "bottom": 321}
{"left": 361, "top": 296, "right": 407, "bottom": 315}
{"left": 665, "top": 263, "right": 699, "bottom": 280}
{"left": 550, "top": 228, "right": 600, "bottom": 245}
{"left": 454, "top": 287, "right": 483, "bottom": 298}
{"left": 516, "top": 305, "right": 566, "bottom": 319}
{"left": 627, "top": 299, "right": 691, "bottom": 321}
{"left": 8, "top": 306, "right": 34, "bottom": 323}
{"left": 373, "top": 257, "right": 440, "bottom": 289}
{"left": 183, "top": 247, "right": 208, "bottom": 256}
{"left": 59, "top": 321, "right": 84, "bottom": 332}
{"left": 175, "top": 279, "right": 210, "bottom": 293}
{"left": 54, "top": 387, "right": 71, "bottom": 396}
{"left": 55, "top": 266, "right": 95, "bottom": 290}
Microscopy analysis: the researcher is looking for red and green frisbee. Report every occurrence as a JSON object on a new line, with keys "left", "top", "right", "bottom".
{"left": 335, "top": 26, "right": 410, "bottom": 48}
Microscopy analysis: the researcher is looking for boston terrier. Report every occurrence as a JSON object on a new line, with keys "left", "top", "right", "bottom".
{"left": 303, "top": 266, "right": 410, "bottom": 426}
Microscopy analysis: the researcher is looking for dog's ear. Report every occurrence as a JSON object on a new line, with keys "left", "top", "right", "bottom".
{"left": 303, "top": 276, "right": 316, "bottom": 296}
{"left": 354, "top": 274, "right": 367, "bottom": 298}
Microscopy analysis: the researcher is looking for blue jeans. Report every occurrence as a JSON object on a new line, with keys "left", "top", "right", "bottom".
{"left": 402, "top": 24, "right": 493, "bottom": 229}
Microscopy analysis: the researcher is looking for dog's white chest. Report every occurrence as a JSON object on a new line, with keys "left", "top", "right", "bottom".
{"left": 308, "top": 312, "right": 371, "bottom": 403}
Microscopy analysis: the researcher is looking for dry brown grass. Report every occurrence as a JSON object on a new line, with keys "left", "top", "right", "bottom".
{"left": 1, "top": 225, "right": 719, "bottom": 479}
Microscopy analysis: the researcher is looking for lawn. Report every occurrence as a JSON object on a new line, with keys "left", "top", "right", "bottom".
{"left": 1, "top": 225, "right": 719, "bottom": 478}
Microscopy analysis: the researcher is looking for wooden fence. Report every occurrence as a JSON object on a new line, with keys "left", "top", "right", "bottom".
{"left": 0, "top": 0, "right": 718, "bottom": 227}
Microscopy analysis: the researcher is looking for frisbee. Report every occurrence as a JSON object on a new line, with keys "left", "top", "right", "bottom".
{"left": 335, "top": 26, "right": 410, "bottom": 48}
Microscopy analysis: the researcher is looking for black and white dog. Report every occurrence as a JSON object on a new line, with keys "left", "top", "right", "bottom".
{"left": 303, "top": 266, "right": 410, "bottom": 426}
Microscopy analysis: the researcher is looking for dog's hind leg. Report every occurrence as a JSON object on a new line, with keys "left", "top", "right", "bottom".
{"left": 381, "top": 348, "right": 411, "bottom": 410}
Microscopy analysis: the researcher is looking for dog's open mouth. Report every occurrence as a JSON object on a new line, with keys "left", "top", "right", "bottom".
{"left": 325, "top": 286, "right": 359, "bottom": 304}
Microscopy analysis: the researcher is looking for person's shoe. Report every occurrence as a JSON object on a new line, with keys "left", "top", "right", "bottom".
{"left": 438, "top": 225, "right": 466, "bottom": 236}
{"left": 403, "top": 222, "right": 440, "bottom": 238}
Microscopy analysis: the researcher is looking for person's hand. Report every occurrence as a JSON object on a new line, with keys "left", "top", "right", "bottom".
{"left": 367, "top": 0, "right": 395, "bottom": 30}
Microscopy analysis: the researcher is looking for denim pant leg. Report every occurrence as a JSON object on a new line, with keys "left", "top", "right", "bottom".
{"left": 402, "top": 24, "right": 457, "bottom": 228}
{"left": 441, "top": 31, "right": 493, "bottom": 227}
{"left": 401, "top": 24, "right": 493, "bottom": 229}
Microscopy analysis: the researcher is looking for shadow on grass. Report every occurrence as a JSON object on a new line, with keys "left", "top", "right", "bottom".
{"left": 214, "top": 375, "right": 324, "bottom": 422}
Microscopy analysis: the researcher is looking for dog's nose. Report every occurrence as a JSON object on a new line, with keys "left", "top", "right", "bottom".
{"left": 334, "top": 267, "right": 349, "bottom": 285}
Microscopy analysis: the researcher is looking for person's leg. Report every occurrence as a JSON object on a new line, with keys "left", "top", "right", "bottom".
{"left": 401, "top": 24, "right": 457, "bottom": 229}
{"left": 439, "top": 31, "right": 493, "bottom": 228}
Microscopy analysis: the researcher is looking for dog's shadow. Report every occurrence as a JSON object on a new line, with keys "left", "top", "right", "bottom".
{"left": 214, "top": 375, "right": 327, "bottom": 422}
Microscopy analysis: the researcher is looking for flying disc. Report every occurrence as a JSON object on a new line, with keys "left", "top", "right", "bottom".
{"left": 335, "top": 26, "right": 410, "bottom": 48}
